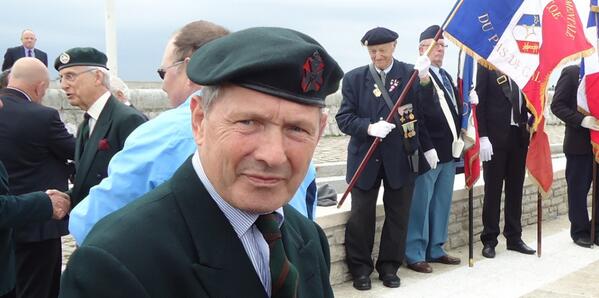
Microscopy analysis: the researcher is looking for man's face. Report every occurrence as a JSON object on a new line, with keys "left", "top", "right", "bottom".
{"left": 21, "top": 31, "right": 36, "bottom": 49}
{"left": 368, "top": 41, "right": 396, "bottom": 70}
{"left": 419, "top": 38, "right": 445, "bottom": 67}
{"left": 160, "top": 37, "right": 189, "bottom": 107}
{"left": 192, "top": 85, "right": 327, "bottom": 213}
{"left": 59, "top": 66, "right": 99, "bottom": 110}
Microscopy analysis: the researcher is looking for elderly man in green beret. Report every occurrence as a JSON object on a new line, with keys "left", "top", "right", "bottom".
{"left": 54, "top": 47, "right": 146, "bottom": 207}
{"left": 60, "top": 27, "right": 343, "bottom": 298}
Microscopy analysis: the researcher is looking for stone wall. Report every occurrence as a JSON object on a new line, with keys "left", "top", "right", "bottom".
{"left": 316, "top": 165, "right": 569, "bottom": 285}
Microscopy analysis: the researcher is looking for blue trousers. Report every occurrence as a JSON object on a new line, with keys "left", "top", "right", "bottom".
{"left": 405, "top": 161, "right": 456, "bottom": 264}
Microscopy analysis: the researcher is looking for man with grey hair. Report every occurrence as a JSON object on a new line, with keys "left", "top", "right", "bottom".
{"left": 110, "top": 76, "right": 148, "bottom": 119}
{"left": 55, "top": 47, "right": 146, "bottom": 207}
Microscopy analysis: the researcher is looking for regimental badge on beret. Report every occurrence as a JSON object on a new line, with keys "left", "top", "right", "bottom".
{"left": 59, "top": 53, "right": 70, "bottom": 64}
{"left": 301, "top": 51, "right": 324, "bottom": 93}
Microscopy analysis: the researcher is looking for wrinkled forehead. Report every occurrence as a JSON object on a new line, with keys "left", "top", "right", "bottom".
{"left": 22, "top": 31, "right": 36, "bottom": 39}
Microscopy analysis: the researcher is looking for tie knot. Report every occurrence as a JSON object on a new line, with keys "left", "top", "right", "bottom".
{"left": 256, "top": 213, "right": 282, "bottom": 244}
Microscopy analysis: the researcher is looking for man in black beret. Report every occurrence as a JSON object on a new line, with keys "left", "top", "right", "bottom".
{"left": 60, "top": 27, "right": 343, "bottom": 298}
{"left": 336, "top": 26, "right": 432, "bottom": 290}
{"left": 54, "top": 47, "right": 146, "bottom": 208}
{"left": 405, "top": 25, "right": 462, "bottom": 274}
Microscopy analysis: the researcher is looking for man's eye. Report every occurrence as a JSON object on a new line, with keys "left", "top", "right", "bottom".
{"left": 238, "top": 120, "right": 254, "bottom": 126}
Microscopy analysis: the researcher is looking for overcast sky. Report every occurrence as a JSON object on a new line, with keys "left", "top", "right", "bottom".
{"left": 1, "top": 0, "right": 463, "bottom": 82}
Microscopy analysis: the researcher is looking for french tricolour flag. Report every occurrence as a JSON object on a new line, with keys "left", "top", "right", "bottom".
{"left": 577, "top": 0, "right": 599, "bottom": 161}
{"left": 444, "top": 0, "right": 594, "bottom": 196}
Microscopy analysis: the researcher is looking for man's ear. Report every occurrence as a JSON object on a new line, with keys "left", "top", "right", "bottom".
{"left": 190, "top": 95, "right": 206, "bottom": 145}
{"left": 317, "top": 111, "right": 328, "bottom": 141}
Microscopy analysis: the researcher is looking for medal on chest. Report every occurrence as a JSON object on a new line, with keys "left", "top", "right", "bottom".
{"left": 372, "top": 84, "right": 382, "bottom": 97}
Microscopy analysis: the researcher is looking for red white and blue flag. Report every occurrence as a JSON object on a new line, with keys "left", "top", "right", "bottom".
{"left": 577, "top": 0, "right": 599, "bottom": 162}
{"left": 457, "top": 53, "right": 480, "bottom": 189}
{"left": 444, "top": 0, "right": 594, "bottom": 196}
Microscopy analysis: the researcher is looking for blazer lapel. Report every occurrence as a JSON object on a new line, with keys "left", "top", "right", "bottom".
{"left": 171, "top": 159, "right": 267, "bottom": 298}
{"left": 430, "top": 70, "right": 460, "bottom": 126}
{"left": 281, "top": 208, "right": 318, "bottom": 286}
{"left": 76, "top": 98, "right": 114, "bottom": 185}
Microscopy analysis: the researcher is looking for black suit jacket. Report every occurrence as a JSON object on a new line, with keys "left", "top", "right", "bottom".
{"left": 336, "top": 59, "right": 433, "bottom": 190}
{"left": 2, "top": 46, "right": 48, "bottom": 70}
{"left": 475, "top": 64, "right": 529, "bottom": 150}
{"left": 0, "top": 88, "right": 75, "bottom": 242}
{"left": 0, "top": 161, "right": 51, "bottom": 295}
{"left": 70, "top": 96, "right": 146, "bottom": 206}
{"left": 417, "top": 68, "right": 462, "bottom": 173}
{"left": 550, "top": 65, "right": 590, "bottom": 155}
{"left": 60, "top": 158, "right": 333, "bottom": 298}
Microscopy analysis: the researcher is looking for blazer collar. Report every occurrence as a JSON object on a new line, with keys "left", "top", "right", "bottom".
{"left": 171, "top": 158, "right": 267, "bottom": 297}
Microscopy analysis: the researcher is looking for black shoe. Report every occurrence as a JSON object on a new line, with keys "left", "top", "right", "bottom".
{"left": 573, "top": 236, "right": 592, "bottom": 248}
{"left": 378, "top": 273, "right": 400, "bottom": 288}
{"left": 352, "top": 275, "right": 371, "bottom": 291}
{"left": 507, "top": 240, "right": 536, "bottom": 255}
{"left": 482, "top": 244, "right": 495, "bottom": 258}
{"left": 595, "top": 235, "right": 599, "bottom": 246}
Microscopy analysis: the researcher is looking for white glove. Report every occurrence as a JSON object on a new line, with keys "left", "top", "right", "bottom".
{"left": 414, "top": 55, "right": 431, "bottom": 80}
{"left": 581, "top": 116, "right": 599, "bottom": 131}
{"left": 479, "top": 136, "right": 493, "bottom": 162}
{"left": 469, "top": 89, "right": 479, "bottom": 105}
{"left": 424, "top": 149, "right": 440, "bottom": 169}
{"left": 368, "top": 120, "right": 396, "bottom": 139}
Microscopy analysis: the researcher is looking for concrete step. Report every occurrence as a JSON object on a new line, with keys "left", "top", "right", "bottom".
{"left": 315, "top": 161, "right": 345, "bottom": 177}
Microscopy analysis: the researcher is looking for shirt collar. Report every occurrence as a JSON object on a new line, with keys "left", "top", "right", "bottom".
{"left": 6, "top": 87, "right": 32, "bottom": 102}
{"left": 87, "top": 91, "right": 111, "bottom": 120}
{"left": 430, "top": 65, "right": 442, "bottom": 78}
{"left": 176, "top": 89, "right": 203, "bottom": 110}
{"left": 191, "top": 151, "right": 284, "bottom": 238}
{"left": 376, "top": 59, "right": 394, "bottom": 74}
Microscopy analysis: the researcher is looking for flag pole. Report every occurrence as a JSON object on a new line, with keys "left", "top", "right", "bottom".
{"left": 337, "top": 28, "right": 445, "bottom": 208}
{"left": 469, "top": 188, "right": 474, "bottom": 267}
{"left": 591, "top": 161, "right": 597, "bottom": 247}
{"left": 537, "top": 190, "right": 542, "bottom": 257}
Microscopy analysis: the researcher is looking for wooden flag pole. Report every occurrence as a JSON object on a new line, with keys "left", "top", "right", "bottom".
{"left": 591, "top": 161, "right": 597, "bottom": 247}
{"left": 537, "top": 190, "right": 542, "bottom": 257}
{"left": 469, "top": 188, "right": 474, "bottom": 267}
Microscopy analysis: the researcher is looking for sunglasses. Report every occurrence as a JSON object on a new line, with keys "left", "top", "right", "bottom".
{"left": 157, "top": 60, "right": 184, "bottom": 80}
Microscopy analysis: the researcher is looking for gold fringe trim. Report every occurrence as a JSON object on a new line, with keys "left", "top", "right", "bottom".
{"left": 526, "top": 167, "right": 553, "bottom": 199}
{"left": 593, "top": 141, "right": 599, "bottom": 163}
{"left": 464, "top": 150, "right": 480, "bottom": 190}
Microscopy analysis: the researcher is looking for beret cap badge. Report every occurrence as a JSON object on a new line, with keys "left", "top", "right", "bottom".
{"left": 59, "top": 53, "right": 70, "bottom": 64}
{"left": 301, "top": 51, "right": 325, "bottom": 93}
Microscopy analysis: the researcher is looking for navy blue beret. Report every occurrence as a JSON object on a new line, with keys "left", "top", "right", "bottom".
{"left": 420, "top": 25, "right": 442, "bottom": 42}
{"left": 361, "top": 27, "right": 398, "bottom": 46}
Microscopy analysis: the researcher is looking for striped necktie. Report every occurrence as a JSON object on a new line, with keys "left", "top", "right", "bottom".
{"left": 255, "top": 213, "right": 299, "bottom": 298}
{"left": 27, "top": 49, "right": 32, "bottom": 57}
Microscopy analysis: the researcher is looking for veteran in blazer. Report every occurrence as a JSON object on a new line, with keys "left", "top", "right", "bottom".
{"left": 0, "top": 58, "right": 75, "bottom": 298}
{"left": 550, "top": 65, "right": 599, "bottom": 247}
{"left": 60, "top": 27, "right": 343, "bottom": 297}
{"left": 476, "top": 64, "right": 535, "bottom": 258}
{"left": 405, "top": 25, "right": 462, "bottom": 274}
{"left": 54, "top": 47, "right": 146, "bottom": 207}
{"left": 2, "top": 29, "right": 48, "bottom": 71}
{"left": 336, "top": 27, "right": 433, "bottom": 290}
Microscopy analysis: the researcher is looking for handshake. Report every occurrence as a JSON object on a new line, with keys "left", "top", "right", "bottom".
{"left": 45, "top": 190, "right": 71, "bottom": 220}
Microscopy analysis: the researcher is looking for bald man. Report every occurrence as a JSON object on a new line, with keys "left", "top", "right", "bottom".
{"left": 2, "top": 30, "right": 48, "bottom": 71}
{"left": 0, "top": 57, "right": 75, "bottom": 298}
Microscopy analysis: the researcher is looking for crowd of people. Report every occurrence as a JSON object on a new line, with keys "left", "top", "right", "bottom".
{"left": 0, "top": 21, "right": 597, "bottom": 298}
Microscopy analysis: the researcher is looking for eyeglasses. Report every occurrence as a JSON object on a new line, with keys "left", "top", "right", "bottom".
{"left": 58, "top": 68, "right": 96, "bottom": 83}
{"left": 157, "top": 60, "right": 184, "bottom": 80}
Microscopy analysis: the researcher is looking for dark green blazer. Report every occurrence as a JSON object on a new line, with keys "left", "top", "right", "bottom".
{"left": 0, "top": 161, "right": 51, "bottom": 295}
{"left": 70, "top": 96, "right": 146, "bottom": 206}
{"left": 60, "top": 158, "right": 334, "bottom": 298}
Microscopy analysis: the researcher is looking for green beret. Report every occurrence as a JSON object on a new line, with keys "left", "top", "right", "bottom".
{"left": 54, "top": 47, "right": 108, "bottom": 71}
{"left": 187, "top": 27, "right": 344, "bottom": 107}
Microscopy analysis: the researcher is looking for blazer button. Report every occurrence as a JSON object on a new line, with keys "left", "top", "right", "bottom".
{"left": 375, "top": 158, "right": 380, "bottom": 162}
{"left": 96, "top": 174, "right": 102, "bottom": 179}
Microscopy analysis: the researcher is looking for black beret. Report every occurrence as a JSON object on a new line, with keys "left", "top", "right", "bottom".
{"left": 420, "top": 25, "right": 443, "bottom": 42}
{"left": 361, "top": 27, "right": 398, "bottom": 46}
{"left": 187, "top": 27, "right": 343, "bottom": 107}
{"left": 54, "top": 47, "right": 108, "bottom": 71}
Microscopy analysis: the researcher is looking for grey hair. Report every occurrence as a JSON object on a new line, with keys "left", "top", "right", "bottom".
{"left": 87, "top": 66, "right": 111, "bottom": 89}
{"left": 110, "top": 76, "right": 130, "bottom": 100}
